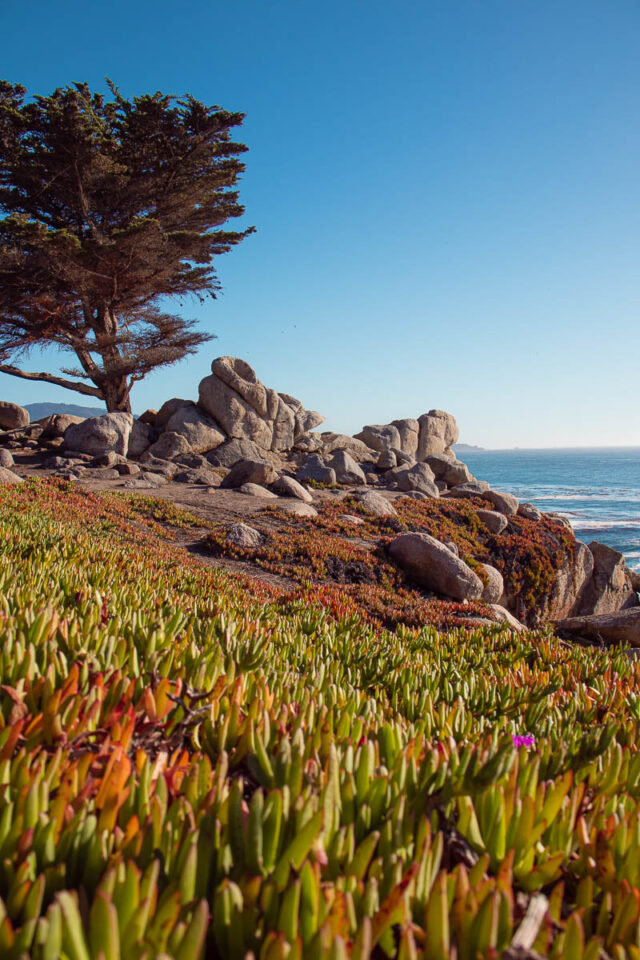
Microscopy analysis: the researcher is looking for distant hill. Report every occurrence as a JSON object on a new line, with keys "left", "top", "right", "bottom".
{"left": 25, "top": 402, "right": 106, "bottom": 421}
{"left": 452, "top": 442, "right": 486, "bottom": 453}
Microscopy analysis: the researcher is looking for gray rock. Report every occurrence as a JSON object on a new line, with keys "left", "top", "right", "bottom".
{"left": 0, "top": 466, "right": 23, "bottom": 484}
{"left": 476, "top": 509, "right": 508, "bottom": 535}
{"left": 116, "top": 463, "right": 140, "bottom": 476}
{"left": 44, "top": 455, "right": 70, "bottom": 469}
{"left": 227, "top": 522, "right": 263, "bottom": 548}
{"left": 383, "top": 463, "right": 411, "bottom": 483}
{"left": 138, "top": 409, "right": 158, "bottom": 426}
{"left": 198, "top": 356, "right": 295, "bottom": 451}
{"left": 329, "top": 450, "right": 367, "bottom": 485}
{"left": 139, "top": 471, "right": 170, "bottom": 486}
{"left": 276, "top": 500, "right": 318, "bottom": 517}
{"left": 293, "top": 434, "right": 324, "bottom": 453}
{"left": 391, "top": 419, "right": 419, "bottom": 457}
{"left": 391, "top": 448, "right": 416, "bottom": 466}
{"left": 137, "top": 457, "right": 179, "bottom": 478}
{"left": 279, "top": 394, "right": 326, "bottom": 439}
{"left": 297, "top": 454, "right": 337, "bottom": 485}
{"left": 425, "top": 453, "right": 472, "bottom": 486}
{"left": 377, "top": 450, "right": 397, "bottom": 470}
{"left": 175, "top": 453, "right": 209, "bottom": 469}
{"left": 123, "top": 473, "right": 169, "bottom": 488}
{"left": 482, "top": 489, "right": 519, "bottom": 516}
{"left": 355, "top": 491, "right": 398, "bottom": 517}
{"left": 555, "top": 608, "right": 640, "bottom": 647}
{"left": 58, "top": 469, "right": 85, "bottom": 480}
{"left": 388, "top": 532, "right": 483, "bottom": 600}
{"left": 278, "top": 392, "right": 303, "bottom": 414}
{"left": 516, "top": 541, "right": 594, "bottom": 624}
{"left": 88, "top": 467, "right": 121, "bottom": 480}
{"left": 143, "top": 432, "right": 192, "bottom": 461}
{"left": 239, "top": 483, "right": 279, "bottom": 498}
{"left": 403, "top": 491, "right": 430, "bottom": 500}
{"left": 481, "top": 564, "right": 504, "bottom": 603}
{"left": 320, "top": 433, "right": 373, "bottom": 459}
{"left": 166, "top": 404, "right": 225, "bottom": 454}
{"left": 199, "top": 367, "right": 270, "bottom": 447}
{"left": 396, "top": 462, "right": 439, "bottom": 497}
{"left": 355, "top": 423, "right": 402, "bottom": 453}
{"left": 272, "top": 475, "right": 314, "bottom": 503}
{"left": 64, "top": 412, "right": 133, "bottom": 457}
{"left": 451, "top": 480, "right": 491, "bottom": 494}
{"left": 207, "top": 438, "right": 265, "bottom": 468}
{"left": 576, "top": 541, "right": 640, "bottom": 616}
{"left": 221, "top": 458, "right": 279, "bottom": 489}
{"left": 91, "top": 452, "right": 127, "bottom": 468}
{"left": 298, "top": 410, "right": 325, "bottom": 434}
{"left": 175, "top": 468, "right": 220, "bottom": 486}
{"left": 340, "top": 514, "right": 365, "bottom": 525}
{"left": 547, "top": 512, "right": 573, "bottom": 530}
{"left": 488, "top": 604, "right": 525, "bottom": 632}
{"left": 60, "top": 450, "right": 94, "bottom": 462}
{"left": 444, "top": 482, "right": 491, "bottom": 501}
{"left": 417, "top": 410, "right": 459, "bottom": 459}
{"left": 40, "top": 413, "right": 85, "bottom": 440}
{"left": 155, "top": 398, "right": 191, "bottom": 431}
{"left": 435, "top": 481, "right": 448, "bottom": 494}
{"left": 127, "top": 419, "right": 155, "bottom": 458}
{"left": 518, "top": 503, "right": 542, "bottom": 521}
{"left": 0, "top": 449, "right": 14, "bottom": 468}
{"left": 0, "top": 402, "right": 29, "bottom": 430}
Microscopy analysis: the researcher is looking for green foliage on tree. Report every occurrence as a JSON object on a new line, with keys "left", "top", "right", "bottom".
{"left": 0, "top": 80, "right": 253, "bottom": 411}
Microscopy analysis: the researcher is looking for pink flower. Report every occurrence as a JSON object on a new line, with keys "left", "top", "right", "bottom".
{"left": 512, "top": 734, "right": 536, "bottom": 748}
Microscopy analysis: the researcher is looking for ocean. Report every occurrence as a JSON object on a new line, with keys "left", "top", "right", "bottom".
{"left": 461, "top": 448, "right": 640, "bottom": 573}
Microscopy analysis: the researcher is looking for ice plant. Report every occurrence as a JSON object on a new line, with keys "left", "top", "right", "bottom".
{"left": 0, "top": 479, "right": 637, "bottom": 959}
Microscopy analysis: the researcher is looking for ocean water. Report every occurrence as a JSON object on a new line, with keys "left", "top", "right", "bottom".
{"left": 461, "top": 448, "right": 640, "bottom": 573}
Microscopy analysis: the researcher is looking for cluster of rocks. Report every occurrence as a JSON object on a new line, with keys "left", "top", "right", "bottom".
{"left": 0, "top": 355, "right": 637, "bottom": 643}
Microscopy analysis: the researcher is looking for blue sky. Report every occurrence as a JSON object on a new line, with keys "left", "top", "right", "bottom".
{"left": 1, "top": 0, "right": 638, "bottom": 448}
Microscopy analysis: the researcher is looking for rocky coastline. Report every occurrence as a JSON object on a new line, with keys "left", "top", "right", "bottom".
{"left": 0, "top": 355, "right": 637, "bottom": 645}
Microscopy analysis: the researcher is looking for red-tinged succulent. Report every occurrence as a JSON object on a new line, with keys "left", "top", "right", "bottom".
{"left": 0, "top": 479, "right": 638, "bottom": 960}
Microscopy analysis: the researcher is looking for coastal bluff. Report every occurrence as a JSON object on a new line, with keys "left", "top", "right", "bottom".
{"left": 0, "top": 356, "right": 637, "bottom": 639}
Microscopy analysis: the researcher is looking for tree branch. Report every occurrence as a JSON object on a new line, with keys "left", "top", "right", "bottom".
{"left": 0, "top": 364, "right": 104, "bottom": 399}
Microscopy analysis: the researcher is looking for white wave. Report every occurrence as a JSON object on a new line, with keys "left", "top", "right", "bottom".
{"left": 569, "top": 519, "right": 640, "bottom": 530}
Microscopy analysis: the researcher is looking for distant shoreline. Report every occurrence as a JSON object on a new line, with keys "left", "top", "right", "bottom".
{"left": 462, "top": 445, "right": 640, "bottom": 453}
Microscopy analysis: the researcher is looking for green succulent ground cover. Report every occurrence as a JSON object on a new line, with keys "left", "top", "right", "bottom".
{"left": 0, "top": 479, "right": 639, "bottom": 960}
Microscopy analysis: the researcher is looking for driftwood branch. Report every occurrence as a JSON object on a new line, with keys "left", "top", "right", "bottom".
{"left": 0, "top": 364, "right": 103, "bottom": 399}
{"left": 502, "top": 893, "right": 549, "bottom": 960}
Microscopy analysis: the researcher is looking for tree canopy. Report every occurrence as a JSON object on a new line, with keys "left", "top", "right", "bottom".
{"left": 0, "top": 80, "right": 253, "bottom": 411}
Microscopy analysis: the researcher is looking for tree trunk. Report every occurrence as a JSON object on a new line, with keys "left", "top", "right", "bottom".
{"left": 102, "top": 377, "right": 132, "bottom": 413}
{"left": 97, "top": 308, "right": 132, "bottom": 413}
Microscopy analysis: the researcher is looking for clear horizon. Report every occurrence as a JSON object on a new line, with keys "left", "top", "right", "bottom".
{"left": 1, "top": 0, "right": 638, "bottom": 448}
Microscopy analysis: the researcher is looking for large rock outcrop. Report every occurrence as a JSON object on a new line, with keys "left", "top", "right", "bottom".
{"left": 356, "top": 409, "right": 459, "bottom": 461}
{"left": 64, "top": 412, "right": 133, "bottom": 457}
{"left": 198, "top": 357, "right": 324, "bottom": 453}
{"left": 417, "top": 410, "right": 459, "bottom": 458}
{"left": 165, "top": 404, "right": 225, "bottom": 454}
{"left": 575, "top": 541, "right": 640, "bottom": 616}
